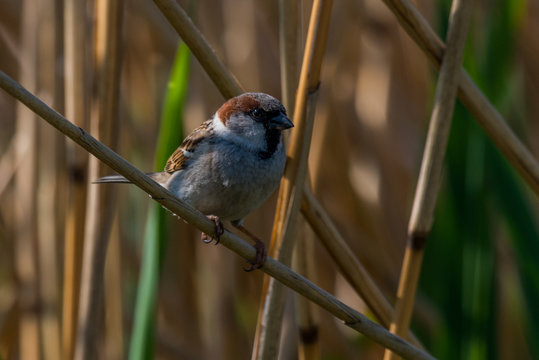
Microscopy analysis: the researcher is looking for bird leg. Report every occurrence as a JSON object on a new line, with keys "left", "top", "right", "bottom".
{"left": 201, "top": 215, "right": 224, "bottom": 244}
{"left": 232, "top": 223, "right": 267, "bottom": 272}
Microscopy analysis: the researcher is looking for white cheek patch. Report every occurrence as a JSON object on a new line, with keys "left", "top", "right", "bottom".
{"left": 212, "top": 114, "right": 229, "bottom": 134}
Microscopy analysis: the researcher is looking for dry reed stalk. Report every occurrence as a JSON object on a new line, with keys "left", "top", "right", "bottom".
{"left": 74, "top": 0, "right": 123, "bottom": 359}
{"left": 383, "top": 1, "right": 473, "bottom": 359}
{"left": 301, "top": 186, "right": 424, "bottom": 348}
{"left": 14, "top": 1, "right": 41, "bottom": 358}
{"left": 380, "top": 0, "right": 539, "bottom": 196}
{"left": 279, "top": 0, "right": 301, "bottom": 113}
{"left": 0, "top": 69, "right": 435, "bottom": 360}
{"left": 52, "top": 0, "right": 68, "bottom": 271}
{"left": 152, "top": 0, "right": 244, "bottom": 99}
{"left": 36, "top": 1, "right": 63, "bottom": 358}
{"left": 104, "top": 220, "right": 124, "bottom": 360}
{"left": 295, "top": 215, "right": 320, "bottom": 360}
{"left": 268, "top": 0, "right": 332, "bottom": 261}
{"left": 62, "top": 0, "right": 90, "bottom": 358}
{"left": 250, "top": 1, "right": 301, "bottom": 356}
{"left": 37, "top": 125, "right": 63, "bottom": 360}
{"left": 253, "top": 1, "right": 333, "bottom": 358}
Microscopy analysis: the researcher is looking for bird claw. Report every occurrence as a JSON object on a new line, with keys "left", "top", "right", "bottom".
{"left": 243, "top": 241, "right": 267, "bottom": 272}
{"left": 201, "top": 215, "right": 224, "bottom": 245}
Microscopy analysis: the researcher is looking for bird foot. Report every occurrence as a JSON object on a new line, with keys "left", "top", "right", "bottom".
{"left": 243, "top": 240, "right": 267, "bottom": 272}
{"left": 201, "top": 215, "right": 224, "bottom": 244}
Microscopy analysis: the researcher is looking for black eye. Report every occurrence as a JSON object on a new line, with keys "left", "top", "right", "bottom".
{"left": 252, "top": 108, "right": 265, "bottom": 118}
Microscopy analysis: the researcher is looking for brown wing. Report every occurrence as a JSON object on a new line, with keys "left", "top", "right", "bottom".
{"left": 164, "top": 120, "right": 214, "bottom": 173}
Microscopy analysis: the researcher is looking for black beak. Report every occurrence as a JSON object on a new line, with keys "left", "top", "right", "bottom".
{"left": 268, "top": 113, "right": 294, "bottom": 130}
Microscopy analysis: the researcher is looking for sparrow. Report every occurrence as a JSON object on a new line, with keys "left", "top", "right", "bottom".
{"left": 95, "top": 92, "right": 293, "bottom": 271}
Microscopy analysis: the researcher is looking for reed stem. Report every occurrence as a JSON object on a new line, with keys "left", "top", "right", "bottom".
{"left": 383, "top": 1, "right": 473, "bottom": 359}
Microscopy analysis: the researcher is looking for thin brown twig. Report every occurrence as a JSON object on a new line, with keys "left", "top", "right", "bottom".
{"left": 380, "top": 0, "right": 539, "bottom": 196}
{"left": 383, "top": 1, "right": 473, "bottom": 359}
{"left": 0, "top": 68, "right": 435, "bottom": 360}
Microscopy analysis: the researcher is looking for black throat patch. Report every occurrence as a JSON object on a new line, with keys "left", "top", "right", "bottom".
{"left": 259, "top": 128, "right": 281, "bottom": 160}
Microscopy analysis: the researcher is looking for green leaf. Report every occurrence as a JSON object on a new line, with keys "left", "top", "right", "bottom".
{"left": 418, "top": 0, "right": 533, "bottom": 359}
{"left": 129, "top": 41, "right": 190, "bottom": 360}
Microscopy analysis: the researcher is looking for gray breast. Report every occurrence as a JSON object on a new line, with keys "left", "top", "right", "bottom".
{"left": 166, "top": 142, "right": 286, "bottom": 221}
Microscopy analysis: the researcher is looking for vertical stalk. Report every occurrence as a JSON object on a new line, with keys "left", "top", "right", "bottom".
{"left": 62, "top": 0, "right": 90, "bottom": 358}
{"left": 74, "top": 0, "right": 123, "bottom": 358}
{"left": 36, "top": 0, "right": 63, "bottom": 358}
{"left": 279, "top": 0, "right": 300, "bottom": 114}
{"left": 14, "top": 0, "right": 40, "bottom": 359}
{"left": 250, "top": 0, "right": 300, "bottom": 356}
{"left": 384, "top": 0, "right": 474, "bottom": 359}
{"left": 295, "top": 213, "right": 320, "bottom": 360}
{"left": 104, "top": 221, "right": 124, "bottom": 360}
{"left": 278, "top": 4, "right": 321, "bottom": 357}
{"left": 253, "top": 1, "right": 333, "bottom": 359}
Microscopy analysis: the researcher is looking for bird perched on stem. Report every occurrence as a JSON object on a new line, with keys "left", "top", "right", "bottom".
{"left": 95, "top": 92, "right": 293, "bottom": 271}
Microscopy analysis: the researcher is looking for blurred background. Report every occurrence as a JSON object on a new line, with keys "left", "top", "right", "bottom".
{"left": 0, "top": 0, "right": 538, "bottom": 359}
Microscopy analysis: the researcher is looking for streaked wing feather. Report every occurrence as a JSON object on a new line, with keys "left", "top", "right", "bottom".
{"left": 164, "top": 119, "right": 214, "bottom": 173}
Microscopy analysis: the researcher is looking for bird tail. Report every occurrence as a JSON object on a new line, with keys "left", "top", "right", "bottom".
{"left": 93, "top": 172, "right": 169, "bottom": 184}
{"left": 93, "top": 174, "right": 131, "bottom": 184}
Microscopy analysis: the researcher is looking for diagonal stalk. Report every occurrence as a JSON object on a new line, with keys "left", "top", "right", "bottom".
{"left": 382, "top": 1, "right": 473, "bottom": 359}
{"left": 301, "top": 186, "right": 424, "bottom": 348}
{"left": 152, "top": 0, "right": 243, "bottom": 99}
{"left": 379, "top": 0, "right": 539, "bottom": 196}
